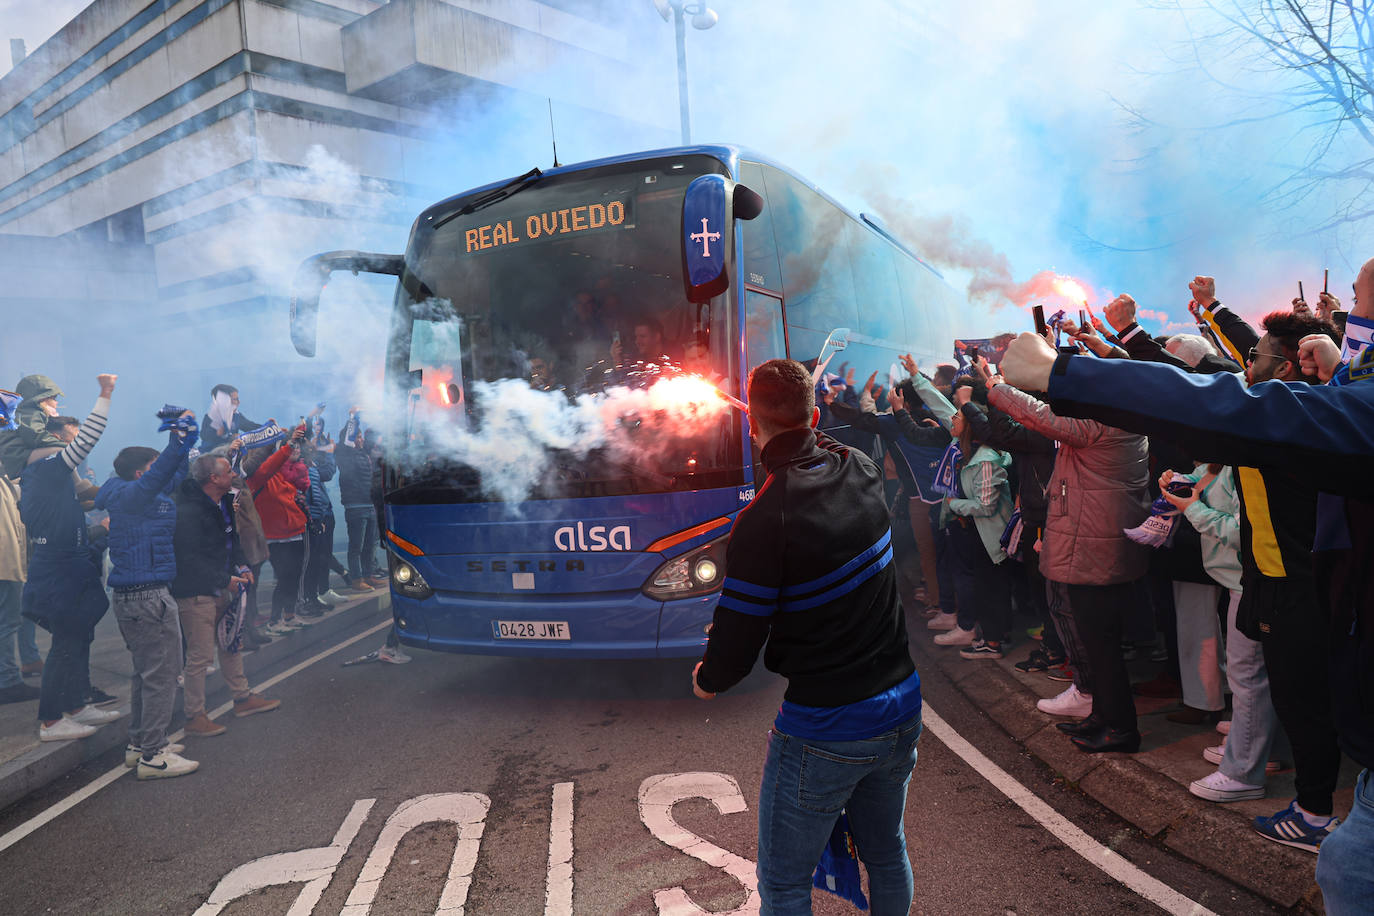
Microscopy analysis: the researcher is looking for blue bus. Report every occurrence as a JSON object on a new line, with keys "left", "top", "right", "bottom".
{"left": 289, "top": 145, "right": 958, "bottom": 658}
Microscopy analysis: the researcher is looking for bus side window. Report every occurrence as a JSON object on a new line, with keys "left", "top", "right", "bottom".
{"left": 738, "top": 162, "right": 780, "bottom": 292}
{"left": 759, "top": 165, "right": 858, "bottom": 335}
{"left": 893, "top": 253, "right": 934, "bottom": 350}
{"left": 744, "top": 290, "right": 788, "bottom": 367}
{"left": 845, "top": 221, "right": 903, "bottom": 340}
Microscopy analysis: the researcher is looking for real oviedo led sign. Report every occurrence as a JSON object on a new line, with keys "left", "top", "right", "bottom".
{"left": 462, "top": 199, "right": 631, "bottom": 254}
{"left": 682, "top": 174, "right": 729, "bottom": 303}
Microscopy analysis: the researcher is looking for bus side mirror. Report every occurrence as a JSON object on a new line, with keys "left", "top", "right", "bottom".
{"left": 289, "top": 251, "right": 405, "bottom": 357}
{"left": 681, "top": 177, "right": 764, "bottom": 304}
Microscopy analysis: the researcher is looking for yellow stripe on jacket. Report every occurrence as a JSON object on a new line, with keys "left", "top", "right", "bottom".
{"left": 1235, "top": 466, "right": 1286, "bottom": 577}
{"left": 1202, "top": 309, "right": 1247, "bottom": 367}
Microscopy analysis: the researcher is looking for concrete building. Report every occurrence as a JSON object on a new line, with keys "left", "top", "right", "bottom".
{"left": 0, "top": 0, "right": 673, "bottom": 460}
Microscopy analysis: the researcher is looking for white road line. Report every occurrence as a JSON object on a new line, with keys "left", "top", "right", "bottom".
{"left": 544, "top": 781, "right": 574, "bottom": 916}
{"left": 921, "top": 703, "right": 1219, "bottom": 916}
{"left": 0, "top": 619, "right": 392, "bottom": 856}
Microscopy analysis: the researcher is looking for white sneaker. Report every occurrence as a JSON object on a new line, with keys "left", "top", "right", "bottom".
{"left": 1216, "top": 719, "right": 1231, "bottom": 736}
{"left": 40, "top": 718, "right": 97, "bottom": 742}
{"left": 264, "top": 622, "right": 292, "bottom": 635}
{"left": 933, "top": 626, "right": 976, "bottom": 647}
{"left": 68, "top": 705, "right": 123, "bottom": 726}
{"left": 1189, "top": 769, "right": 1266, "bottom": 802}
{"left": 1202, "top": 741, "right": 1285, "bottom": 774}
{"left": 137, "top": 749, "right": 200, "bottom": 780}
{"left": 1037, "top": 684, "right": 1093, "bottom": 717}
{"left": 125, "top": 742, "right": 185, "bottom": 768}
{"left": 378, "top": 645, "right": 412, "bottom": 664}
{"left": 926, "top": 611, "right": 958, "bottom": 631}
{"left": 320, "top": 589, "right": 349, "bottom": 606}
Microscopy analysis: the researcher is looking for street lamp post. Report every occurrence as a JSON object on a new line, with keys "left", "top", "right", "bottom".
{"left": 653, "top": 0, "right": 718, "bottom": 145}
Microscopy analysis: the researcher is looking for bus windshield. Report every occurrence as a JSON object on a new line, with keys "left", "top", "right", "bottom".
{"left": 388, "top": 155, "right": 743, "bottom": 504}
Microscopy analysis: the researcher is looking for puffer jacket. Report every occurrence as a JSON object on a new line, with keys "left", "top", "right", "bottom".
{"left": 249, "top": 444, "right": 308, "bottom": 540}
{"left": 988, "top": 384, "right": 1150, "bottom": 586}
{"left": 335, "top": 439, "right": 372, "bottom": 508}
{"left": 306, "top": 450, "right": 336, "bottom": 523}
{"left": 0, "top": 375, "right": 65, "bottom": 478}
{"left": 0, "top": 475, "right": 25, "bottom": 582}
{"left": 94, "top": 432, "right": 193, "bottom": 588}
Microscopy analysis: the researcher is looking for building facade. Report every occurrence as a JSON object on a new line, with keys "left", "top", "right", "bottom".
{"left": 0, "top": 0, "right": 672, "bottom": 460}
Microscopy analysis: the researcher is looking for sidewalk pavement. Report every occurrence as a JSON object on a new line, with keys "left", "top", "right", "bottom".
{"left": 917, "top": 622, "right": 1357, "bottom": 914}
{"left": 0, "top": 581, "right": 391, "bottom": 813}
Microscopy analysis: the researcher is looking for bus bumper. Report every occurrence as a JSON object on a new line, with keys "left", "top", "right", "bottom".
{"left": 391, "top": 590, "right": 717, "bottom": 659}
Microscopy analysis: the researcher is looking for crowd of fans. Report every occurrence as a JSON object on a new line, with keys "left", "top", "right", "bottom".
{"left": 817, "top": 269, "right": 1372, "bottom": 877}
{"left": 0, "top": 379, "right": 406, "bottom": 781}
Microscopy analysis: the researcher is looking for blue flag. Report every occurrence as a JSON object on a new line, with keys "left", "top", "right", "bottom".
{"left": 0, "top": 389, "right": 19, "bottom": 431}
{"left": 812, "top": 812, "right": 869, "bottom": 910}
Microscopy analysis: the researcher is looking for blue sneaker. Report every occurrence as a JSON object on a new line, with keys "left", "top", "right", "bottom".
{"left": 1253, "top": 801, "right": 1339, "bottom": 853}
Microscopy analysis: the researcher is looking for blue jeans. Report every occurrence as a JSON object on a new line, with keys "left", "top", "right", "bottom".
{"left": 1316, "top": 769, "right": 1374, "bottom": 914}
{"left": 344, "top": 505, "right": 378, "bottom": 579}
{"left": 757, "top": 712, "right": 922, "bottom": 915}
{"left": 0, "top": 580, "right": 23, "bottom": 688}
{"left": 18, "top": 615, "right": 39, "bottom": 666}
{"left": 1219, "top": 590, "right": 1285, "bottom": 786}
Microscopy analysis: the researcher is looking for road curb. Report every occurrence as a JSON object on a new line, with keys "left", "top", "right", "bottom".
{"left": 919, "top": 638, "right": 1325, "bottom": 913}
{"left": 0, "top": 595, "right": 389, "bottom": 815}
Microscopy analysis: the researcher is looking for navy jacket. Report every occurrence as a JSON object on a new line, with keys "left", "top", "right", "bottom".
{"left": 336, "top": 441, "right": 373, "bottom": 507}
{"left": 95, "top": 433, "right": 193, "bottom": 589}
{"left": 697, "top": 428, "right": 915, "bottom": 707}
{"left": 171, "top": 477, "right": 247, "bottom": 598}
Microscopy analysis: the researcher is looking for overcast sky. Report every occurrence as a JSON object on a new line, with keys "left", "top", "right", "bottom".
{"left": 2, "top": 0, "right": 1370, "bottom": 338}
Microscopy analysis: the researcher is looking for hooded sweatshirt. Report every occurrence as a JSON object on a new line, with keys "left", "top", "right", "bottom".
{"left": 0, "top": 375, "right": 65, "bottom": 477}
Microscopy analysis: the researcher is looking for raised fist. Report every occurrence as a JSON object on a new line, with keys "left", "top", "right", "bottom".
{"left": 1188, "top": 276, "right": 1216, "bottom": 308}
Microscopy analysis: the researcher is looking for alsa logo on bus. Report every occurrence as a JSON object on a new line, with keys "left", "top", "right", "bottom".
{"left": 555, "top": 522, "right": 631, "bottom": 552}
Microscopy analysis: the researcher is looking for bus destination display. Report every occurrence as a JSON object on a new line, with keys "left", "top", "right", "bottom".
{"left": 463, "top": 198, "right": 632, "bottom": 254}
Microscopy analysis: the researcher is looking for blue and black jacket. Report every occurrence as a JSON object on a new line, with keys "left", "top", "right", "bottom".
{"left": 696, "top": 427, "right": 919, "bottom": 739}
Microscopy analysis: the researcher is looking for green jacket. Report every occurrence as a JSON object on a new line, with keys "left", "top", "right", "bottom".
{"left": 1180, "top": 464, "right": 1241, "bottom": 593}
{"left": 0, "top": 375, "right": 64, "bottom": 478}
{"left": 941, "top": 445, "right": 1014, "bottom": 563}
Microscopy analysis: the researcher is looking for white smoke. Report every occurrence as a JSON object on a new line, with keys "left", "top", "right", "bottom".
{"left": 399, "top": 373, "right": 735, "bottom": 505}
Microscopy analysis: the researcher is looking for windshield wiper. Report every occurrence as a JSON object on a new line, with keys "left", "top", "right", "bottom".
{"left": 432, "top": 168, "right": 543, "bottom": 230}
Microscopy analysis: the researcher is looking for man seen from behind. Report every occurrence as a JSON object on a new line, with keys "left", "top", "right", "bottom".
{"left": 693, "top": 358, "right": 922, "bottom": 915}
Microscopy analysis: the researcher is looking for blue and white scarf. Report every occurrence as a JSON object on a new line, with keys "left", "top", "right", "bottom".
{"left": 1123, "top": 481, "right": 1193, "bottom": 548}
{"left": 239, "top": 421, "right": 288, "bottom": 451}
{"left": 156, "top": 404, "right": 197, "bottom": 434}
{"left": 930, "top": 441, "right": 963, "bottom": 498}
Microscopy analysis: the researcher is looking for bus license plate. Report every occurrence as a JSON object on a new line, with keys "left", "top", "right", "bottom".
{"left": 492, "top": 620, "right": 570, "bottom": 640}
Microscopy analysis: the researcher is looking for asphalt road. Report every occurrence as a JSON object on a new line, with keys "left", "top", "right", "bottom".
{"left": 0, "top": 607, "right": 1288, "bottom": 916}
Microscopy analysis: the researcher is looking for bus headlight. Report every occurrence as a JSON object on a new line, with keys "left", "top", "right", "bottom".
{"left": 387, "top": 552, "right": 433, "bottom": 600}
{"left": 643, "top": 534, "right": 728, "bottom": 601}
